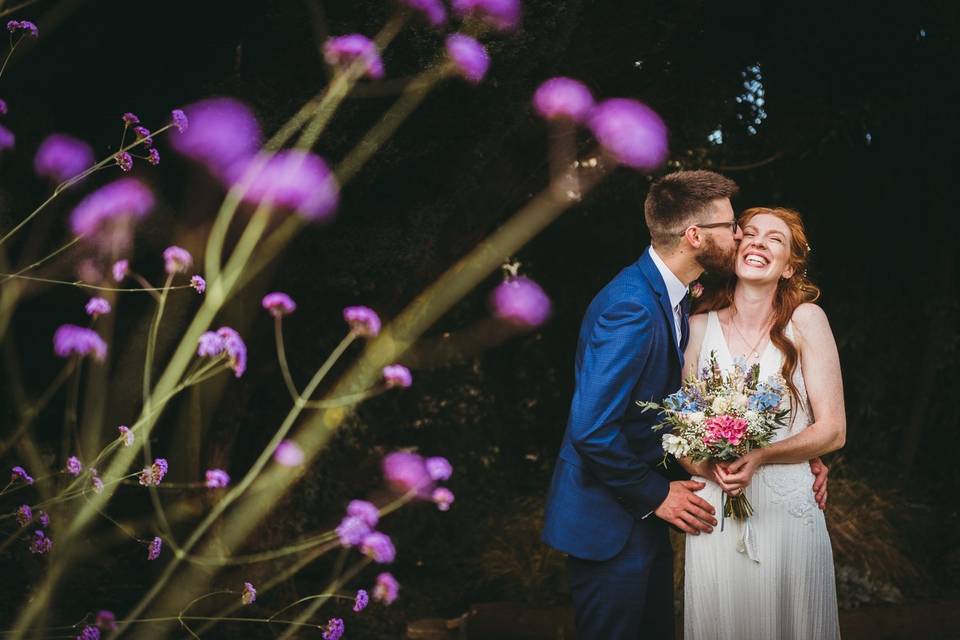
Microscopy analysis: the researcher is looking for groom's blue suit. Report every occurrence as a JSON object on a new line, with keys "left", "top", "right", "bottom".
{"left": 543, "top": 248, "right": 689, "bottom": 639}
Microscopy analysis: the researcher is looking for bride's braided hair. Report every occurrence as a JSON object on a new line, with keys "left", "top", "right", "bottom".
{"left": 694, "top": 207, "right": 820, "bottom": 409}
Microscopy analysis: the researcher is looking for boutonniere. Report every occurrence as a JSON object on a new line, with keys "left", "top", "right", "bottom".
{"left": 689, "top": 281, "right": 704, "bottom": 299}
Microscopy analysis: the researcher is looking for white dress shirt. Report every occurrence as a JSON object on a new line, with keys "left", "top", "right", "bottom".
{"left": 649, "top": 247, "right": 688, "bottom": 347}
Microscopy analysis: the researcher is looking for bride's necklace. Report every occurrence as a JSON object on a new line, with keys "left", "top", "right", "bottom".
{"left": 730, "top": 311, "right": 772, "bottom": 360}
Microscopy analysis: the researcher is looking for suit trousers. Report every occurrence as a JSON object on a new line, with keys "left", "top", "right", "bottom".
{"left": 566, "top": 517, "right": 675, "bottom": 640}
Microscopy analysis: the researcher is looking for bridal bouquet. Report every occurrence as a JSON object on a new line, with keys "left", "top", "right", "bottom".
{"left": 637, "top": 351, "right": 788, "bottom": 521}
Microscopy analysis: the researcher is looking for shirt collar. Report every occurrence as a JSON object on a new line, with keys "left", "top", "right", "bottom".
{"left": 648, "top": 247, "right": 688, "bottom": 310}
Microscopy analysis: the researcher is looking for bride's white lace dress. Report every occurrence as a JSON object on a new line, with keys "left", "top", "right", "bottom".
{"left": 684, "top": 311, "right": 841, "bottom": 639}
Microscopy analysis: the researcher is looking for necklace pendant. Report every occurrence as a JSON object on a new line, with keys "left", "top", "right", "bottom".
{"left": 752, "top": 351, "right": 759, "bottom": 359}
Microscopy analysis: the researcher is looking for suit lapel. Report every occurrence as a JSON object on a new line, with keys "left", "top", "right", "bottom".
{"left": 637, "top": 249, "right": 684, "bottom": 364}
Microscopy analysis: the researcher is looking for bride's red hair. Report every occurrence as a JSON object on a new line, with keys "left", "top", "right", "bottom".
{"left": 694, "top": 207, "right": 820, "bottom": 408}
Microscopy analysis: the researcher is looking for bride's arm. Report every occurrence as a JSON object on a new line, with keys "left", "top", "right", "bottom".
{"left": 723, "top": 304, "right": 846, "bottom": 481}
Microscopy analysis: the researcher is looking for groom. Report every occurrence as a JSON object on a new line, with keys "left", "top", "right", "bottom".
{"left": 543, "top": 170, "right": 747, "bottom": 639}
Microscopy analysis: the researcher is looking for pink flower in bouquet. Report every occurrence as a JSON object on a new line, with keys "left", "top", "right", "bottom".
{"left": 703, "top": 414, "right": 748, "bottom": 446}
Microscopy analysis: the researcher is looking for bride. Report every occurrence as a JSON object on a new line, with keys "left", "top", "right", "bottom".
{"left": 681, "top": 207, "right": 844, "bottom": 639}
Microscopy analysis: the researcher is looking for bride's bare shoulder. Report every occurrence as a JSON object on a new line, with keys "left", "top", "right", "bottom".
{"left": 791, "top": 302, "right": 829, "bottom": 328}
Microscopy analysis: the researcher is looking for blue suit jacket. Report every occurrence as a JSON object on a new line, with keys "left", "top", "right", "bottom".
{"left": 542, "top": 248, "right": 687, "bottom": 561}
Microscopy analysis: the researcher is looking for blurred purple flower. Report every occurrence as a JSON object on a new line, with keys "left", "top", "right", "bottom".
{"left": 0, "top": 124, "right": 15, "bottom": 152}
{"left": 382, "top": 364, "right": 412, "bottom": 389}
{"left": 85, "top": 297, "right": 111, "bottom": 317}
{"left": 242, "top": 581, "right": 257, "bottom": 605}
{"left": 586, "top": 98, "right": 668, "bottom": 171}
{"left": 69, "top": 178, "right": 155, "bottom": 237}
{"left": 432, "top": 487, "right": 455, "bottom": 511}
{"left": 168, "top": 98, "right": 261, "bottom": 183}
{"left": 372, "top": 572, "right": 399, "bottom": 605}
{"left": 66, "top": 456, "right": 83, "bottom": 476}
{"left": 147, "top": 148, "right": 161, "bottom": 166}
{"left": 16, "top": 504, "right": 32, "bottom": 527}
{"left": 112, "top": 259, "right": 129, "bottom": 282}
{"left": 240, "top": 151, "right": 339, "bottom": 222}
{"left": 122, "top": 113, "right": 140, "bottom": 126}
{"left": 133, "top": 126, "right": 153, "bottom": 146}
{"left": 322, "top": 618, "right": 345, "bottom": 640}
{"left": 382, "top": 451, "right": 432, "bottom": 495}
{"left": 95, "top": 610, "right": 117, "bottom": 631}
{"left": 323, "top": 34, "right": 384, "bottom": 80}
{"left": 171, "top": 109, "right": 188, "bottom": 133}
{"left": 30, "top": 530, "right": 52, "bottom": 554}
{"left": 353, "top": 589, "right": 369, "bottom": 613}
{"left": 190, "top": 275, "right": 206, "bottom": 294}
{"left": 262, "top": 292, "right": 296, "bottom": 317}
{"left": 34, "top": 134, "right": 95, "bottom": 183}
{"left": 347, "top": 499, "right": 380, "bottom": 529}
{"left": 445, "top": 34, "right": 489, "bottom": 85}
{"left": 37, "top": 511, "right": 49, "bottom": 527}
{"left": 0, "top": 98, "right": 7, "bottom": 115}
{"left": 163, "top": 245, "right": 192, "bottom": 274}
{"left": 343, "top": 306, "right": 381, "bottom": 337}
{"left": 451, "top": 0, "right": 520, "bottom": 31}
{"left": 90, "top": 470, "right": 104, "bottom": 494}
{"left": 197, "top": 331, "right": 225, "bottom": 357}
{"left": 138, "top": 458, "right": 168, "bottom": 486}
{"left": 77, "top": 624, "right": 100, "bottom": 640}
{"left": 425, "top": 456, "right": 453, "bottom": 481}
{"left": 54, "top": 325, "right": 108, "bottom": 361}
{"left": 217, "top": 326, "right": 247, "bottom": 377}
{"left": 7, "top": 20, "right": 38, "bottom": 37}
{"left": 533, "top": 77, "right": 594, "bottom": 123}
{"left": 11, "top": 465, "right": 33, "bottom": 484}
{"left": 402, "top": 0, "right": 446, "bottom": 26}
{"left": 115, "top": 151, "right": 133, "bottom": 172}
{"left": 147, "top": 536, "right": 162, "bottom": 560}
{"left": 118, "top": 425, "right": 134, "bottom": 447}
{"left": 336, "top": 515, "right": 371, "bottom": 547}
{"left": 205, "top": 468, "right": 230, "bottom": 488}
{"left": 490, "top": 276, "right": 551, "bottom": 327}
{"left": 274, "top": 440, "right": 304, "bottom": 467}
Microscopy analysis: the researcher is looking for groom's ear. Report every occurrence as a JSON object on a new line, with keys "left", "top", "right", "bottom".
{"left": 682, "top": 226, "right": 702, "bottom": 249}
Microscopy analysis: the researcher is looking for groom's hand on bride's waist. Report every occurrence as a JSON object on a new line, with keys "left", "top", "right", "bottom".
{"left": 654, "top": 480, "right": 717, "bottom": 535}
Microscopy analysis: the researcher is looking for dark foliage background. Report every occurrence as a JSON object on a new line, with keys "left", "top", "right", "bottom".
{"left": 1, "top": 0, "right": 958, "bottom": 636}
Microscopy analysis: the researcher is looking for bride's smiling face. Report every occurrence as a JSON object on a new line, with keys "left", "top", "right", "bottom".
{"left": 736, "top": 213, "right": 795, "bottom": 283}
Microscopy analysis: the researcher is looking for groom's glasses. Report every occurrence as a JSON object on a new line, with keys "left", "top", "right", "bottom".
{"left": 682, "top": 220, "right": 739, "bottom": 235}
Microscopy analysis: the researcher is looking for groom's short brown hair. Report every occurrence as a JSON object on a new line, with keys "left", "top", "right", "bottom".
{"left": 644, "top": 170, "right": 739, "bottom": 247}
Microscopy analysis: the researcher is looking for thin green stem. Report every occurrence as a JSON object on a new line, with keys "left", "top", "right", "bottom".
{"left": 0, "top": 360, "right": 76, "bottom": 458}
{"left": 276, "top": 556, "right": 372, "bottom": 640}
{"left": 0, "top": 272, "right": 192, "bottom": 293}
{"left": 0, "top": 234, "right": 84, "bottom": 285}
{"left": 274, "top": 317, "right": 300, "bottom": 402}
{"left": 0, "top": 37, "right": 20, "bottom": 80}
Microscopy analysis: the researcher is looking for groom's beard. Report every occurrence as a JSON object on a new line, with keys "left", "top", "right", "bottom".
{"left": 695, "top": 235, "right": 737, "bottom": 275}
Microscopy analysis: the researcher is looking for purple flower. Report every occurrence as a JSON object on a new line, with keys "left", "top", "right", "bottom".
{"left": 361, "top": 532, "right": 396, "bottom": 563}
{"left": 372, "top": 572, "right": 399, "bottom": 605}
{"left": 197, "top": 331, "right": 225, "bottom": 357}
{"left": 204, "top": 468, "right": 230, "bottom": 488}
{"left": 69, "top": 178, "right": 155, "bottom": 237}
{"left": 118, "top": 425, "right": 134, "bottom": 447}
{"left": 163, "top": 245, "right": 192, "bottom": 274}
{"left": 171, "top": 109, "right": 188, "bottom": 133}
{"left": 122, "top": 113, "right": 140, "bottom": 126}
{"left": 322, "top": 618, "right": 345, "bottom": 640}
{"left": 7, "top": 20, "right": 39, "bottom": 37}
{"left": 0, "top": 98, "right": 7, "bottom": 115}
{"left": 66, "top": 456, "right": 83, "bottom": 476}
{"left": 401, "top": 0, "right": 446, "bottom": 26}
{"left": 190, "top": 275, "right": 206, "bottom": 294}
{"left": 382, "top": 364, "right": 412, "bottom": 389}
{"left": 343, "top": 306, "right": 381, "bottom": 338}
{"left": 16, "top": 504, "right": 32, "bottom": 527}
{"left": 77, "top": 624, "right": 100, "bottom": 640}
{"left": 85, "top": 297, "right": 111, "bottom": 317}
{"left": 95, "top": 610, "right": 117, "bottom": 631}
{"left": 138, "top": 458, "right": 168, "bottom": 487}
{"left": 353, "top": 589, "right": 369, "bottom": 613}
{"left": 347, "top": 499, "right": 380, "bottom": 529}
{"left": 53, "top": 325, "right": 108, "bottom": 362}
{"left": 147, "top": 148, "right": 161, "bottom": 166}
{"left": 262, "top": 292, "right": 296, "bottom": 317}
{"left": 432, "top": 487, "right": 455, "bottom": 511}
{"left": 336, "top": 515, "right": 372, "bottom": 547}
{"left": 30, "top": 530, "right": 52, "bottom": 554}
{"left": 0, "top": 124, "right": 15, "bottom": 152}
{"left": 445, "top": 34, "right": 490, "bottom": 85}
{"left": 274, "top": 440, "right": 304, "bottom": 467}
{"left": 425, "top": 456, "right": 453, "bottom": 481}
{"left": 217, "top": 327, "right": 247, "bottom": 377}
{"left": 242, "top": 581, "right": 257, "bottom": 605}
{"left": 168, "top": 98, "right": 260, "bottom": 183}
{"left": 533, "top": 77, "right": 595, "bottom": 123}
{"left": 147, "top": 536, "right": 162, "bottom": 560}
{"left": 112, "top": 259, "right": 129, "bottom": 282}
{"left": 133, "top": 126, "right": 153, "bottom": 146}
{"left": 451, "top": 0, "right": 521, "bottom": 31}
{"left": 240, "top": 151, "right": 339, "bottom": 222}
{"left": 115, "top": 151, "right": 133, "bottom": 172}
{"left": 11, "top": 465, "right": 34, "bottom": 485}
{"left": 37, "top": 511, "right": 49, "bottom": 527}
{"left": 90, "top": 470, "right": 104, "bottom": 494}
{"left": 490, "top": 276, "right": 552, "bottom": 327}
{"left": 383, "top": 451, "right": 433, "bottom": 495}
{"left": 323, "top": 34, "right": 384, "bottom": 80}
{"left": 586, "top": 98, "right": 668, "bottom": 171}
{"left": 34, "top": 133, "right": 95, "bottom": 183}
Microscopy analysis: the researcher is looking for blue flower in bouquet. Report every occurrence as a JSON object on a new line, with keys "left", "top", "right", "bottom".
{"left": 664, "top": 389, "right": 701, "bottom": 413}
{"left": 748, "top": 387, "right": 781, "bottom": 412}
